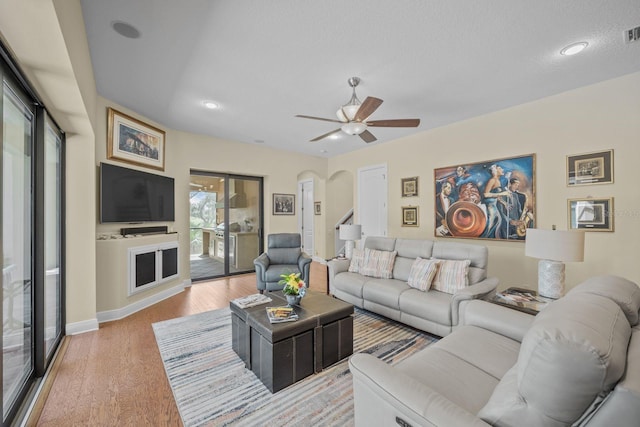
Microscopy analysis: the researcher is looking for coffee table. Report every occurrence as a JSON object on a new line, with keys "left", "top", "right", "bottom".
{"left": 230, "top": 290, "right": 354, "bottom": 393}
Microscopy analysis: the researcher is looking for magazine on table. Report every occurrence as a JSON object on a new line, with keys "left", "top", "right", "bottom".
{"left": 266, "top": 306, "right": 299, "bottom": 323}
{"left": 233, "top": 293, "right": 272, "bottom": 309}
{"left": 497, "top": 288, "right": 541, "bottom": 303}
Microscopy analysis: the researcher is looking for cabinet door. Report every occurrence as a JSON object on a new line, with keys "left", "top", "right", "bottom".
{"left": 135, "top": 251, "right": 157, "bottom": 288}
{"left": 161, "top": 246, "right": 178, "bottom": 280}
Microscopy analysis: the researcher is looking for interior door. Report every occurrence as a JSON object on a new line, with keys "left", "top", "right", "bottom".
{"left": 358, "top": 164, "right": 388, "bottom": 245}
{"left": 298, "top": 179, "right": 314, "bottom": 257}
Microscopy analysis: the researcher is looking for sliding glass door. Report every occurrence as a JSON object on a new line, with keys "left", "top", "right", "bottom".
{"left": 2, "top": 81, "right": 34, "bottom": 423}
{"left": 1, "top": 43, "right": 65, "bottom": 425}
{"left": 189, "top": 171, "right": 263, "bottom": 281}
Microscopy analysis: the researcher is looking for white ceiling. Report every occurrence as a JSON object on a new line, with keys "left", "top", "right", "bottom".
{"left": 81, "top": 0, "right": 640, "bottom": 158}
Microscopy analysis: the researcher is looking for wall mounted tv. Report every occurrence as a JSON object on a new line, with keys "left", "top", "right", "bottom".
{"left": 100, "top": 162, "right": 175, "bottom": 223}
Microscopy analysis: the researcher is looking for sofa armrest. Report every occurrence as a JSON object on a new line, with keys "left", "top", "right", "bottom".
{"left": 253, "top": 253, "right": 270, "bottom": 275}
{"left": 349, "top": 354, "right": 491, "bottom": 427}
{"left": 450, "top": 277, "right": 499, "bottom": 326}
{"left": 459, "top": 299, "right": 535, "bottom": 342}
{"left": 327, "top": 258, "right": 350, "bottom": 279}
{"left": 298, "top": 253, "right": 312, "bottom": 282}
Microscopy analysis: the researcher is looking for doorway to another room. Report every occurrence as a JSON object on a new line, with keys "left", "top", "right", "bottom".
{"left": 189, "top": 171, "right": 263, "bottom": 281}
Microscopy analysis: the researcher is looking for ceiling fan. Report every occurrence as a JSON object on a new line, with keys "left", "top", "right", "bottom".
{"left": 295, "top": 77, "right": 420, "bottom": 143}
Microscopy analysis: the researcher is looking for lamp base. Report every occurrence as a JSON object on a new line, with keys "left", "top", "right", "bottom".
{"left": 345, "top": 241, "right": 355, "bottom": 259}
{"left": 538, "top": 260, "right": 565, "bottom": 299}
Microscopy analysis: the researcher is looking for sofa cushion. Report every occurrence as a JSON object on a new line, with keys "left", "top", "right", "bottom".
{"left": 360, "top": 249, "right": 397, "bottom": 279}
{"left": 363, "top": 236, "right": 396, "bottom": 252}
{"left": 399, "top": 288, "right": 453, "bottom": 326}
{"left": 332, "top": 272, "right": 368, "bottom": 298}
{"left": 392, "top": 239, "right": 435, "bottom": 281}
{"left": 362, "top": 278, "right": 408, "bottom": 309}
{"left": 433, "top": 241, "right": 488, "bottom": 284}
{"left": 407, "top": 257, "right": 440, "bottom": 291}
{"left": 479, "top": 293, "right": 631, "bottom": 426}
{"left": 568, "top": 275, "right": 640, "bottom": 326}
{"left": 264, "top": 264, "right": 300, "bottom": 282}
{"left": 396, "top": 325, "right": 519, "bottom": 414}
{"left": 431, "top": 259, "right": 470, "bottom": 294}
{"left": 348, "top": 248, "right": 365, "bottom": 273}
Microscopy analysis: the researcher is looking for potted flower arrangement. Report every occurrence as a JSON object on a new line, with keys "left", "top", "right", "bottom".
{"left": 279, "top": 272, "right": 306, "bottom": 306}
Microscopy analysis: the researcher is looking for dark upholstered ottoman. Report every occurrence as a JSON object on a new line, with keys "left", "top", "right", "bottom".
{"left": 231, "top": 290, "right": 353, "bottom": 393}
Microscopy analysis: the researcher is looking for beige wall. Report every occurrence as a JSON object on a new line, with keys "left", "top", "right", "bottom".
{"left": 329, "top": 71, "right": 640, "bottom": 291}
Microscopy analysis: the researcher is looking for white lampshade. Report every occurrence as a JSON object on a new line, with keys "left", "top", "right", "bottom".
{"left": 525, "top": 228, "right": 585, "bottom": 299}
{"left": 525, "top": 229, "right": 585, "bottom": 262}
{"left": 340, "top": 224, "right": 362, "bottom": 241}
{"left": 341, "top": 122, "right": 367, "bottom": 135}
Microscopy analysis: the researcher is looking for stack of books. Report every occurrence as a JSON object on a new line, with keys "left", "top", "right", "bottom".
{"left": 266, "top": 306, "right": 299, "bottom": 323}
{"left": 497, "top": 289, "right": 540, "bottom": 303}
{"left": 232, "top": 293, "right": 272, "bottom": 309}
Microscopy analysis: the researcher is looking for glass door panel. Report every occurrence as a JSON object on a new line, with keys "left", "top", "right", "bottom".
{"left": 2, "top": 83, "right": 34, "bottom": 420}
{"left": 229, "top": 177, "right": 260, "bottom": 271}
{"left": 43, "top": 117, "right": 62, "bottom": 358}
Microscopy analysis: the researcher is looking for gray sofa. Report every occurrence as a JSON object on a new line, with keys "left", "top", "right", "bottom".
{"left": 349, "top": 275, "right": 640, "bottom": 427}
{"left": 327, "top": 236, "right": 498, "bottom": 337}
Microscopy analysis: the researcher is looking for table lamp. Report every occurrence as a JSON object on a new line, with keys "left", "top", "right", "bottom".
{"left": 339, "top": 224, "right": 362, "bottom": 259}
{"left": 525, "top": 228, "right": 585, "bottom": 299}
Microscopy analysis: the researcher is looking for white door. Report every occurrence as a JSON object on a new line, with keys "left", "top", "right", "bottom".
{"left": 298, "top": 179, "right": 314, "bottom": 256}
{"left": 358, "top": 164, "right": 388, "bottom": 245}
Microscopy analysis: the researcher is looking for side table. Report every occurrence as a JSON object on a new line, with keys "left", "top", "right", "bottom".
{"left": 491, "top": 287, "right": 555, "bottom": 315}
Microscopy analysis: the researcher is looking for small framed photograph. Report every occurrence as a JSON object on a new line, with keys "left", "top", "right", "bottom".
{"left": 273, "top": 193, "right": 295, "bottom": 215}
{"left": 314, "top": 201, "right": 321, "bottom": 215}
{"left": 107, "top": 107, "right": 166, "bottom": 171}
{"left": 567, "top": 149, "right": 613, "bottom": 186}
{"left": 568, "top": 197, "right": 613, "bottom": 231}
{"left": 401, "top": 176, "right": 419, "bottom": 197}
{"left": 402, "top": 206, "right": 419, "bottom": 227}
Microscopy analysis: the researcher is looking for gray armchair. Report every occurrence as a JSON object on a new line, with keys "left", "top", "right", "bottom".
{"left": 254, "top": 233, "right": 312, "bottom": 294}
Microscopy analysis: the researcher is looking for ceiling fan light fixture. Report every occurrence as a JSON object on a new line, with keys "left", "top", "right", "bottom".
{"left": 341, "top": 122, "right": 367, "bottom": 135}
{"left": 336, "top": 104, "right": 360, "bottom": 122}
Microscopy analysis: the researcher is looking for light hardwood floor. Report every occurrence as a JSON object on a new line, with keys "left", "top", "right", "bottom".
{"left": 34, "top": 262, "right": 328, "bottom": 426}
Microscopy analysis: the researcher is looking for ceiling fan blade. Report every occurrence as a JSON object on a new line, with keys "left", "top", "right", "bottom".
{"left": 354, "top": 97, "right": 383, "bottom": 122}
{"left": 359, "top": 130, "right": 377, "bottom": 143}
{"left": 295, "top": 115, "right": 343, "bottom": 124}
{"left": 310, "top": 128, "right": 342, "bottom": 142}
{"left": 367, "top": 118, "right": 420, "bottom": 127}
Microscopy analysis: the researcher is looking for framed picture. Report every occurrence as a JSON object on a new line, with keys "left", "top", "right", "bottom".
{"left": 434, "top": 154, "right": 536, "bottom": 241}
{"left": 567, "top": 149, "right": 613, "bottom": 186}
{"left": 568, "top": 197, "right": 613, "bottom": 231}
{"left": 402, "top": 206, "right": 419, "bottom": 227}
{"left": 273, "top": 193, "right": 295, "bottom": 215}
{"left": 401, "top": 176, "right": 419, "bottom": 197}
{"left": 107, "top": 107, "right": 166, "bottom": 171}
{"left": 314, "top": 201, "right": 321, "bottom": 215}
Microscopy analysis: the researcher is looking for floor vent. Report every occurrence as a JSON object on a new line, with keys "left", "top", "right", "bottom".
{"left": 625, "top": 26, "right": 640, "bottom": 43}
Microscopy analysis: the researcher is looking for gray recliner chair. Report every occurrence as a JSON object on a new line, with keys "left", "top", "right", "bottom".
{"left": 254, "top": 233, "right": 312, "bottom": 294}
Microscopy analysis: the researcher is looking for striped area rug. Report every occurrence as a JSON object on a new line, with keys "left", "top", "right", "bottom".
{"left": 152, "top": 306, "right": 437, "bottom": 426}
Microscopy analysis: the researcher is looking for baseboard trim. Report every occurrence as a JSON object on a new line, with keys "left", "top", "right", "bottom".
{"left": 65, "top": 318, "right": 99, "bottom": 335}
{"left": 96, "top": 280, "right": 187, "bottom": 324}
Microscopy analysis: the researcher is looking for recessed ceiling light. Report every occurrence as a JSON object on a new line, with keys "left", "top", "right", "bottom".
{"left": 560, "top": 42, "right": 588, "bottom": 56}
{"left": 203, "top": 101, "right": 219, "bottom": 109}
{"left": 320, "top": 149, "right": 328, "bottom": 153}
{"left": 111, "top": 21, "right": 141, "bottom": 39}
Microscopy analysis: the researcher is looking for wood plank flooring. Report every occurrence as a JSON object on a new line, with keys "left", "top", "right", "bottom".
{"left": 34, "top": 262, "right": 328, "bottom": 426}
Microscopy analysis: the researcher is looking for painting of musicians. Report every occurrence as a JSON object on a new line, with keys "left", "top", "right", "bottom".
{"left": 434, "top": 154, "right": 535, "bottom": 241}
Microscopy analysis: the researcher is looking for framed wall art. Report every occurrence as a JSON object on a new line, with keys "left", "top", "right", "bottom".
{"left": 314, "top": 201, "right": 321, "bottom": 215}
{"left": 273, "top": 193, "right": 295, "bottom": 215}
{"left": 567, "top": 149, "right": 613, "bottom": 186}
{"left": 107, "top": 107, "right": 166, "bottom": 171}
{"left": 401, "top": 176, "right": 419, "bottom": 197}
{"left": 568, "top": 197, "right": 613, "bottom": 232}
{"left": 433, "top": 154, "right": 536, "bottom": 241}
{"left": 402, "top": 206, "right": 419, "bottom": 227}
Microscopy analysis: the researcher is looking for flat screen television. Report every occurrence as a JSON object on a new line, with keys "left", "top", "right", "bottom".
{"left": 100, "top": 162, "right": 175, "bottom": 223}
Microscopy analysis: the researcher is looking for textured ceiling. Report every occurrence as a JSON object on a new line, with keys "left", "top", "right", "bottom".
{"left": 81, "top": 0, "right": 640, "bottom": 158}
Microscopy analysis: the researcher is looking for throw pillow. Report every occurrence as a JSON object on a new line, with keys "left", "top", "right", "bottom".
{"left": 360, "top": 248, "right": 397, "bottom": 279}
{"left": 431, "top": 259, "right": 470, "bottom": 294}
{"left": 348, "top": 248, "right": 365, "bottom": 273}
{"left": 407, "top": 257, "right": 440, "bottom": 291}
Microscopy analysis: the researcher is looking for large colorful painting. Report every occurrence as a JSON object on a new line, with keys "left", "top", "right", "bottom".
{"left": 434, "top": 154, "right": 536, "bottom": 241}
